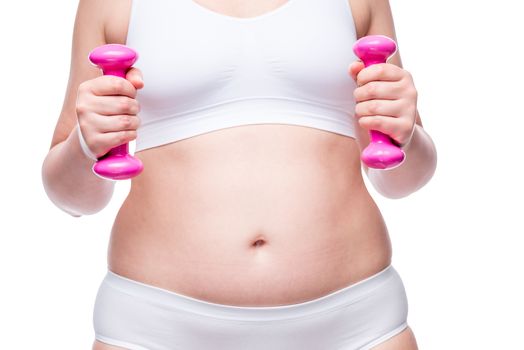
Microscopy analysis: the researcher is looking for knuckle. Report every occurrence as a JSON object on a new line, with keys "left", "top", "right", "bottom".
{"left": 114, "top": 130, "right": 136, "bottom": 145}
{"left": 404, "top": 119, "right": 414, "bottom": 131}
{"left": 79, "top": 80, "right": 96, "bottom": 95}
{"left": 372, "top": 117, "right": 384, "bottom": 129}
{"left": 128, "top": 130, "right": 137, "bottom": 140}
{"left": 374, "top": 64, "right": 385, "bottom": 76}
{"left": 368, "top": 100, "right": 380, "bottom": 115}
{"left": 366, "top": 83, "right": 377, "bottom": 97}
{"left": 356, "top": 72, "right": 365, "bottom": 87}
{"left": 357, "top": 117, "right": 366, "bottom": 128}
{"left": 115, "top": 132, "right": 127, "bottom": 145}
{"left": 359, "top": 116, "right": 381, "bottom": 129}
{"left": 90, "top": 138, "right": 103, "bottom": 156}
{"left": 397, "top": 98, "right": 409, "bottom": 111}
{"left": 118, "top": 78, "right": 128, "bottom": 90}
{"left": 77, "top": 124, "right": 87, "bottom": 138}
{"left": 111, "top": 78, "right": 126, "bottom": 94}
{"left": 76, "top": 100, "right": 90, "bottom": 115}
{"left": 120, "top": 116, "right": 132, "bottom": 129}
{"left": 128, "top": 99, "right": 140, "bottom": 114}
{"left": 84, "top": 133, "right": 98, "bottom": 151}
{"left": 393, "top": 82, "right": 403, "bottom": 95}
{"left": 130, "top": 86, "right": 138, "bottom": 98}
{"left": 411, "top": 87, "right": 418, "bottom": 99}
{"left": 353, "top": 87, "right": 361, "bottom": 101}
{"left": 402, "top": 84, "right": 415, "bottom": 99}
{"left": 76, "top": 94, "right": 90, "bottom": 114}
{"left": 78, "top": 116, "right": 90, "bottom": 130}
{"left": 75, "top": 102, "right": 86, "bottom": 115}
{"left": 119, "top": 98, "right": 132, "bottom": 113}
{"left": 354, "top": 102, "right": 364, "bottom": 116}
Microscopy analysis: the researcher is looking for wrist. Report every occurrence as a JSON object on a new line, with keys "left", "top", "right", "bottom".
{"left": 400, "top": 123, "right": 419, "bottom": 152}
{"left": 76, "top": 122, "right": 99, "bottom": 161}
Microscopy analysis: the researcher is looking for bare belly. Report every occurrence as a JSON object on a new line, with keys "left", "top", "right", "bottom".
{"left": 108, "top": 124, "right": 392, "bottom": 307}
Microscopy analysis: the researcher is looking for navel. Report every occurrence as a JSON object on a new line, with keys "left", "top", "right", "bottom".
{"left": 250, "top": 233, "right": 268, "bottom": 248}
{"left": 252, "top": 239, "right": 266, "bottom": 247}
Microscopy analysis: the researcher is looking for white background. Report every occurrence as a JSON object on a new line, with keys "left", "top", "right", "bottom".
{"left": 1, "top": 0, "right": 523, "bottom": 349}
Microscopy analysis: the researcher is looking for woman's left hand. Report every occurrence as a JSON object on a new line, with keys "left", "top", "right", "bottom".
{"left": 348, "top": 61, "right": 418, "bottom": 148}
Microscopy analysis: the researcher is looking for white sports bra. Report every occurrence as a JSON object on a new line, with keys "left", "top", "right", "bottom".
{"left": 126, "top": 0, "right": 359, "bottom": 152}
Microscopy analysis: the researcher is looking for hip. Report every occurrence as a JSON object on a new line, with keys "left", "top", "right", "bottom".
{"left": 93, "top": 264, "right": 408, "bottom": 350}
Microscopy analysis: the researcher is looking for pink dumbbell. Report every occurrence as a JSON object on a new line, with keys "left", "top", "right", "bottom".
{"left": 88, "top": 44, "right": 143, "bottom": 180}
{"left": 353, "top": 35, "right": 405, "bottom": 170}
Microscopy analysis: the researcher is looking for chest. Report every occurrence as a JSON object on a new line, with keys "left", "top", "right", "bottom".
{"left": 190, "top": 0, "right": 292, "bottom": 19}
{"left": 105, "top": 0, "right": 364, "bottom": 153}
{"left": 106, "top": 0, "right": 370, "bottom": 45}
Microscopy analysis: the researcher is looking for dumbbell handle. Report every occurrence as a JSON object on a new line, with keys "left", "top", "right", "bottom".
{"left": 88, "top": 44, "right": 143, "bottom": 180}
{"left": 353, "top": 35, "right": 406, "bottom": 170}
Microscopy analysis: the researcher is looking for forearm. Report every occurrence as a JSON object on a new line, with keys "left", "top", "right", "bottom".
{"left": 41, "top": 125, "right": 116, "bottom": 216}
{"left": 366, "top": 124, "right": 437, "bottom": 199}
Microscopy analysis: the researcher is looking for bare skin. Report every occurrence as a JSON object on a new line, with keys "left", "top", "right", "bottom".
{"left": 52, "top": 0, "right": 420, "bottom": 349}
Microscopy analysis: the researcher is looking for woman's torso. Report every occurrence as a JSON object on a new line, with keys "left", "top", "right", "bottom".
{"left": 105, "top": 0, "right": 391, "bottom": 307}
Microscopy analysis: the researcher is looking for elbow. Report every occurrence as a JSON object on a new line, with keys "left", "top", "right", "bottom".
{"left": 61, "top": 206, "right": 83, "bottom": 218}
{"left": 41, "top": 157, "right": 79, "bottom": 216}
{"left": 367, "top": 155, "right": 438, "bottom": 200}
{"left": 41, "top": 153, "right": 114, "bottom": 217}
{"left": 365, "top": 167, "right": 410, "bottom": 199}
{"left": 371, "top": 178, "right": 423, "bottom": 199}
{"left": 372, "top": 184, "right": 413, "bottom": 200}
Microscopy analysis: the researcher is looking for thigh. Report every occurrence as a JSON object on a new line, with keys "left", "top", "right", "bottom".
{"left": 371, "top": 327, "right": 418, "bottom": 350}
{"left": 92, "top": 340, "right": 128, "bottom": 350}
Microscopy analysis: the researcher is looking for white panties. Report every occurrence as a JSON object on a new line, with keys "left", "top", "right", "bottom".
{"left": 93, "top": 265, "right": 409, "bottom": 350}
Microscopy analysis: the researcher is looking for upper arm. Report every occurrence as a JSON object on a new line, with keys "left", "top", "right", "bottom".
{"left": 48, "top": 0, "right": 107, "bottom": 150}
{"left": 354, "top": 0, "right": 423, "bottom": 174}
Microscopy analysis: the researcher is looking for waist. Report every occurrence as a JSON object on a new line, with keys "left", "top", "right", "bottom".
{"left": 109, "top": 124, "right": 391, "bottom": 306}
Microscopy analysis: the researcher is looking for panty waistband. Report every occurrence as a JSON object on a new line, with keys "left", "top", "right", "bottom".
{"left": 103, "top": 264, "right": 401, "bottom": 322}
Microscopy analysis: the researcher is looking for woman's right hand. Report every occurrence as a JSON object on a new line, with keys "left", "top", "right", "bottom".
{"left": 75, "top": 67, "right": 144, "bottom": 159}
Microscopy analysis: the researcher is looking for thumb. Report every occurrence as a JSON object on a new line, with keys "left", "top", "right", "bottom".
{"left": 126, "top": 67, "right": 144, "bottom": 90}
{"left": 348, "top": 60, "right": 365, "bottom": 83}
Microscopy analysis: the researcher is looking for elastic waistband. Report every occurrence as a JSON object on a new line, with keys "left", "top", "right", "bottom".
{"left": 134, "top": 97, "right": 356, "bottom": 152}
{"left": 104, "top": 265, "right": 400, "bottom": 322}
